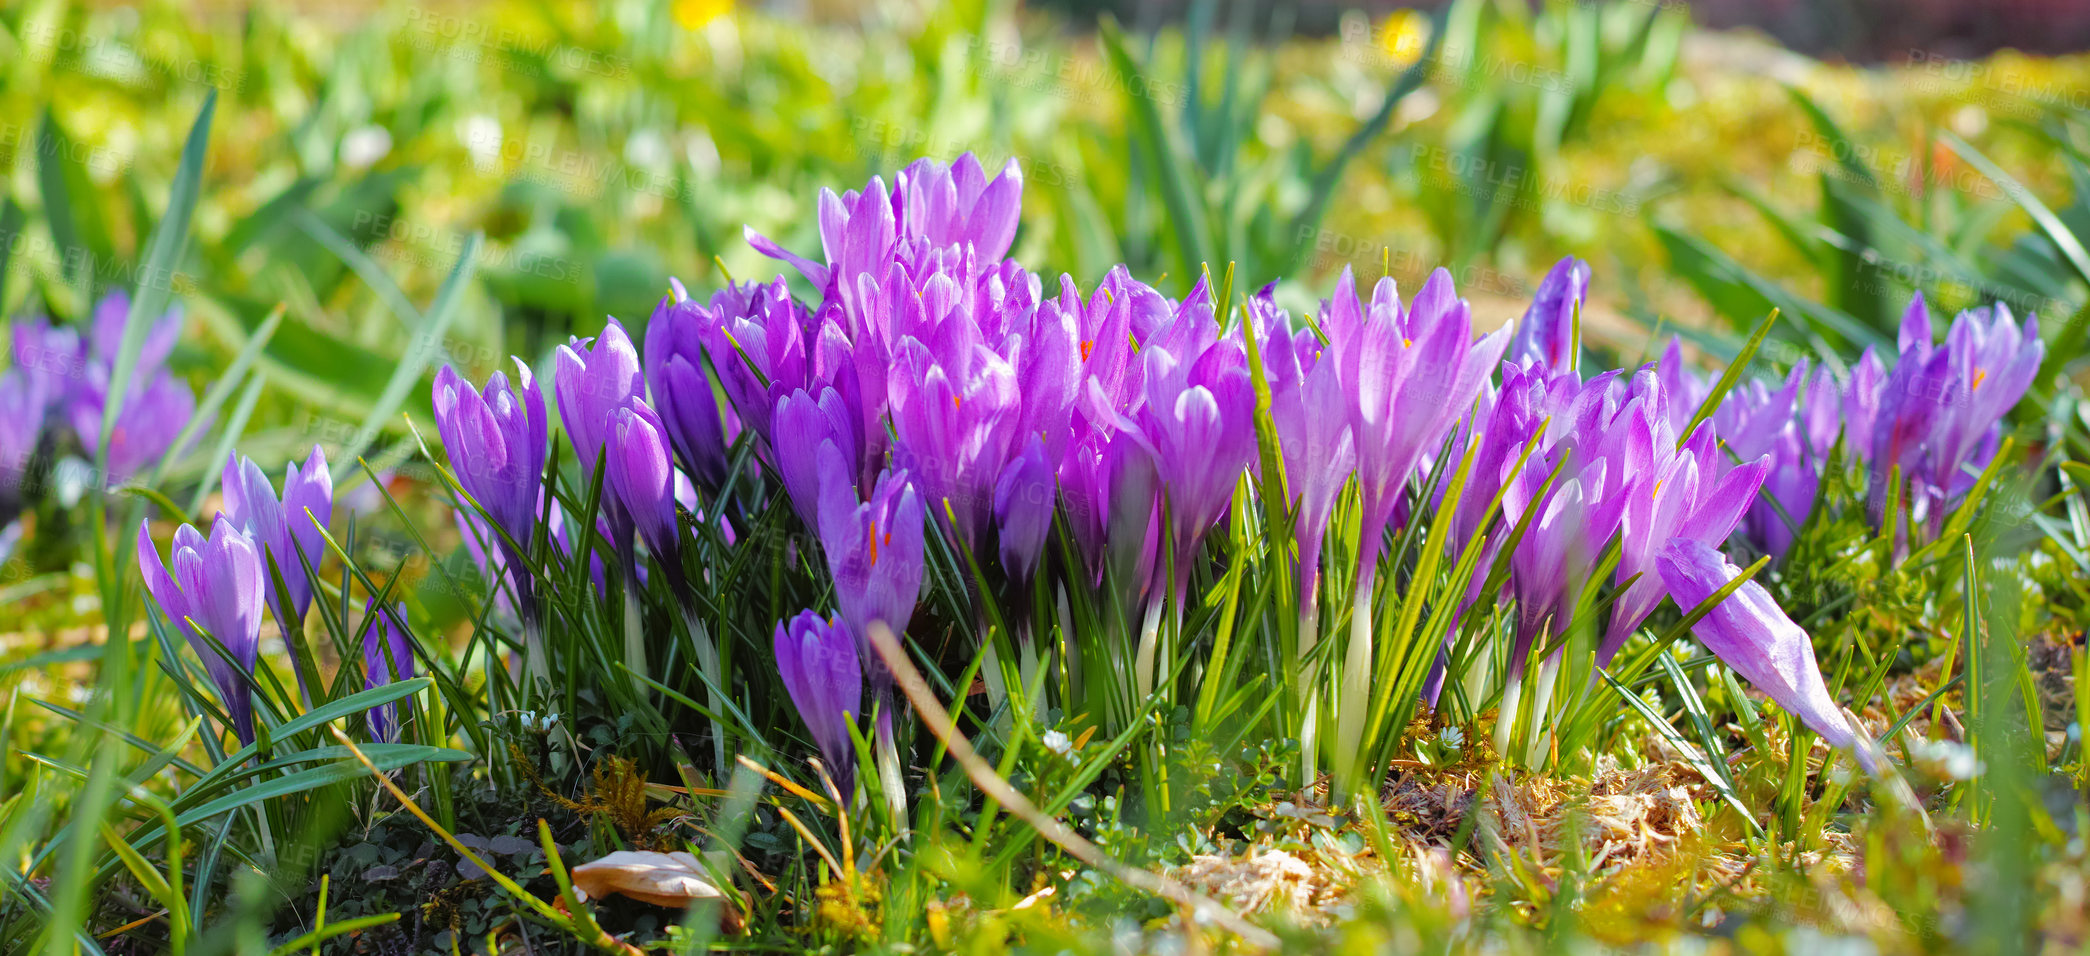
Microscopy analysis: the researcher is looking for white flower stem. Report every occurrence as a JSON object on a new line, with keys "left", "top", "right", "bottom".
{"left": 623, "top": 577, "right": 649, "bottom": 688}
{"left": 1056, "top": 585, "right": 1083, "bottom": 703}
{"left": 1334, "top": 580, "right": 1373, "bottom": 798}
{"left": 680, "top": 600, "right": 727, "bottom": 775}
{"left": 875, "top": 708, "right": 906, "bottom": 826}
{"left": 982, "top": 640, "right": 1011, "bottom": 737}
{"left": 1297, "top": 585, "right": 1321, "bottom": 789}
{"left": 1525, "top": 652, "right": 1562, "bottom": 767}
{"left": 1494, "top": 670, "right": 1524, "bottom": 761}
{"left": 1017, "top": 622, "right": 1044, "bottom": 717}
{"left": 1133, "top": 596, "right": 1165, "bottom": 702}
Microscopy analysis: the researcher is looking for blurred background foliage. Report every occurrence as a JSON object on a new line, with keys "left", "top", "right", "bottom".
{"left": 3, "top": 0, "right": 2086, "bottom": 364}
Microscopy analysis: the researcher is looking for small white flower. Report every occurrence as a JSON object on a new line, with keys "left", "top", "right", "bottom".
{"left": 624, "top": 129, "right": 669, "bottom": 170}
{"left": 340, "top": 125, "right": 393, "bottom": 170}
{"left": 1042, "top": 730, "right": 1072, "bottom": 756}
{"left": 1907, "top": 738, "right": 1982, "bottom": 781}
{"left": 1437, "top": 726, "right": 1465, "bottom": 751}
{"left": 459, "top": 115, "right": 503, "bottom": 172}
{"left": 517, "top": 710, "right": 560, "bottom": 732}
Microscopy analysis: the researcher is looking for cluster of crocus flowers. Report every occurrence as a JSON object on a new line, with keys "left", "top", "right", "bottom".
{"left": 1862, "top": 295, "right": 2042, "bottom": 533}
{"left": 134, "top": 446, "right": 334, "bottom": 740}
{"left": 1657, "top": 291, "right": 2042, "bottom": 561}
{"left": 3, "top": 291, "right": 200, "bottom": 554}
{"left": 432, "top": 361, "right": 549, "bottom": 648}
{"left": 136, "top": 444, "right": 419, "bottom": 748}
{"left": 220, "top": 446, "right": 333, "bottom": 702}
{"left": 66, "top": 292, "right": 200, "bottom": 481}
{"left": 409, "top": 153, "right": 2043, "bottom": 795}
{"left": 138, "top": 516, "right": 268, "bottom": 744}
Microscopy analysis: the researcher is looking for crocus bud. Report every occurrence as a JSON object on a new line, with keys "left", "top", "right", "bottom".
{"left": 432, "top": 361, "right": 548, "bottom": 553}
{"left": 643, "top": 292, "right": 732, "bottom": 491}
{"left": 772, "top": 387, "right": 859, "bottom": 528}
{"left": 606, "top": 399, "right": 680, "bottom": 562}
{"left": 138, "top": 517, "right": 267, "bottom": 744}
{"left": 556, "top": 320, "right": 646, "bottom": 476}
{"left": 992, "top": 434, "right": 1055, "bottom": 583}
{"left": 817, "top": 446, "right": 925, "bottom": 694}
{"left": 1657, "top": 538, "right": 1874, "bottom": 771}
{"left": 363, "top": 602, "right": 417, "bottom": 742}
{"left": 774, "top": 610, "right": 863, "bottom": 794}
{"left": 1504, "top": 256, "right": 1589, "bottom": 375}
{"left": 220, "top": 445, "right": 333, "bottom": 632}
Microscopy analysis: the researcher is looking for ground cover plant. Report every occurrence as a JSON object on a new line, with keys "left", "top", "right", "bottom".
{"left": 3, "top": 1, "right": 2090, "bottom": 954}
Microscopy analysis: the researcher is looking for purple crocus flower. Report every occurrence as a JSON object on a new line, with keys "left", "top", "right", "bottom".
{"left": 1416, "top": 362, "right": 1555, "bottom": 708}
{"left": 89, "top": 290, "right": 183, "bottom": 373}
{"left": 1116, "top": 279, "right": 1257, "bottom": 605}
{"left": 1323, "top": 268, "right": 1507, "bottom": 789}
{"left": 0, "top": 372, "right": 41, "bottom": 516}
{"left": 69, "top": 368, "right": 197, "bottom": 482}
{"left": 1655, "top": 339, "right": 1708, "bottom": 437}
{"left": 1504, "top": 256, "right": 1589, "bottom": 375}
{"left": 432, "top": 361, "right": 548, "bottom": 556}
{"left": 362, "top": 602, "right": 417, "bottom": 742}
{"left": 993, "top": 434, "right": 1056, "bottom": 584}
{"left": 773, "top": 387, "right": 861, "bottom": 528}
{"left": 1747, "top": 429, "right": 1816, "bottom": 561}
{"left": 748, "top": 153, "right": 1024, "bottom": 300}
{"left": 556, "top": 320, "right": 647, "bottom": 481}
{"left": 1735, "top": 363, "right": 1841, "bottom": 561}
{"left": 1926, "top": 302, "right": 2042, "bottom": 502}
{"left": 606, "top": 399, "right": 681, "bottom": 563}
{"left": 642, "top": 290, "right": 733, "bottom": 492}
{"left": 774, "top": 609, "right": 863, "bottom": 794}
{"left": 1803, "top": 363, "right": 1843, "bottom": 460}
{"left": 137, "top": 517, "right": 267, "bottom": 745}
{"left": 747, "top": 173, "right": 896, "bottom": 309}
{"left": 219, "top": 445, "right": 333, "bottom": 633}
{"left": 60, "top": 291, "right": 195, "bottom": 481}
{"left": 692, "top": 276, "right": 811, "bottom": 452}
{"left": 885, "top": 273, "right": 1024, "bottom": 550}
{"left": 1500, "top": 369, "right": 1654, "bottom": 663}
{"left": 219, "top": 445, "right": 333, "bottom": 701}
{"left": 1259, "top": 289, "right": 1357, "bottom": 612}
{"left": 892, "top": 153, "right": 1024, "bottom": 266}
{"left": 1868, "top": 299, "right": 1963, "bottom": 524}
{"left": 432, "top": 361, "right": 549, "bottom": 641}
{"left": 818, "top": 447, "right": 927, "bottom": 669}
{"left": 1658, "top": 538, "right": 1874, "bottom": 771}
{"left": 10, "top": 317, "right": 84, "bottom": 417}
{"left": 1322, "top": 267, "right": 1510, "bottom": 580}
{"left": 1604, "top": 424, "right": 1768, "bottom": 664}
{"left": 1713, "top": 363, "right": 1805, "bottom": 464}
{"left": 1055, "top": 269, "right": 1167, "bottom": 579}
{"left": 1429, "top": 360, "right": 1552, "bottom": 649}
{"left": 1842, "top": 347, "right": 1885, "bottom": 463}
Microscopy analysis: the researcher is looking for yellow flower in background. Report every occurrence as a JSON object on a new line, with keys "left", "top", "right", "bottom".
{"left": 1379, "top": 8, "right": 1430, "bottom": 68}
{"left": 675, "top": 0, "right": 734, "bottom": 30}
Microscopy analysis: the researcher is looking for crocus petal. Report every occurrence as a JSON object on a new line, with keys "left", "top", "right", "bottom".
{"left": 1658, "top": 538, "right": 1873, "bottom": 770}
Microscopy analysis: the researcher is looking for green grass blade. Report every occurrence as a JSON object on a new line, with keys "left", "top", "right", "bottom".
{"left": 330, "top": 232, "right": 481, "bottom": 485}
{"left": 99, "top": 90, "right": 215, "bottom": 472}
